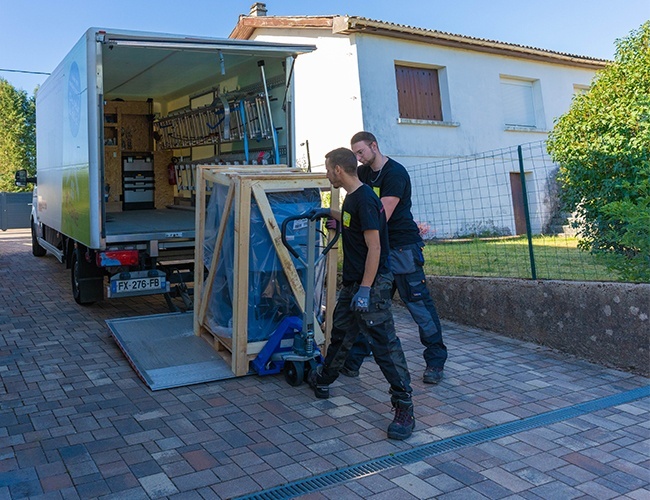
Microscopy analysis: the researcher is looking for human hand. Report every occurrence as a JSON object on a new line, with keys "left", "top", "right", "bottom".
{"left": 351, "top": 286, "right": 371, "bottom": 312}
{"left": 306, "top": 208, "right": 331, "bottom": 221}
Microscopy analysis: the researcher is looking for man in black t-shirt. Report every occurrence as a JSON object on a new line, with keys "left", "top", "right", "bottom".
{"left": 343, "top": 132, "right": 448, "bottom": 385}
{"left": 307, "top": 147, "right": 415, "bottom": 441}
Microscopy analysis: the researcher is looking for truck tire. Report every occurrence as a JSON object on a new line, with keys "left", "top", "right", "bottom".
{"left": 71, "top": 246, "right": 103, "bottom": 305}
{"left": 31, "top": 219, "right": 46, "bottom": 257}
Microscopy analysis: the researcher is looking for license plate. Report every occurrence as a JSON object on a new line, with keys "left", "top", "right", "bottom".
{"left": 111, "top": 276, "right": 166, "bottom": 294}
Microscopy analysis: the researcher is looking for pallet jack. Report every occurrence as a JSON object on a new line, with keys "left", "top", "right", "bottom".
{"left": 251, "top": 210, "right": 339, "bottom": 386}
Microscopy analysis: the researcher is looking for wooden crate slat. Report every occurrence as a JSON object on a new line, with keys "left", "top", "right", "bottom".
{"left": 232, "top": 177, "right": 251, "bottom": 376}
{"left": 197, "top": 183, "right": 235, "bottom": 327}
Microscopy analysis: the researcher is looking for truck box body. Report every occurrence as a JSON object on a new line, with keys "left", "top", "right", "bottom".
{"left": 36, "top": 31, "right": 96, "bottom": 247}
{"left": 30, "top": 28, "right": 315, "bottom": 304}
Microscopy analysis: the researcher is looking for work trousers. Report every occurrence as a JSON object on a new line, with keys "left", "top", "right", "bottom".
{"left": 316, "top": 273, "right": 412, "bottom": 404}
{"left": 345, "top": 242, "right": 447, "bottom": 370}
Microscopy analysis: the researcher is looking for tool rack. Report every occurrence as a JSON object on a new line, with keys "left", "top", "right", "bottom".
{"left": 154, "top": 94, "right": 275, "bottom": 150}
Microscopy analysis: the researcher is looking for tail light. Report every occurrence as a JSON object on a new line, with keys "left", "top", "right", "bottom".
{"left": 97, "top": 250, "right": 139, "bottom": 267}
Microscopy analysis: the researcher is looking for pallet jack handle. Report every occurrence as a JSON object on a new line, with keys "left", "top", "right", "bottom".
{"left": 253, "top": 212, "right": 339, "bottom": 383}
{"left": 281, "top": 212, "right": 340, "bottom": 264}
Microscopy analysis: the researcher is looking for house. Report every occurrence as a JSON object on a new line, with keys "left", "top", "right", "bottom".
{"left": 229, "top": 3, "right": 608, "bottom": 236}
{"left": 230, "top": 3, "right": 606, "bottom": 167}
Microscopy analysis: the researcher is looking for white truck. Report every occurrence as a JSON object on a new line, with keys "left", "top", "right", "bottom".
{"left": 16, "top": 28, "right": 314, "bottom": 305}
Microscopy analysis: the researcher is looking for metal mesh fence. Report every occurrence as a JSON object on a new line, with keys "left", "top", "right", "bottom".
{"left": 407, "top": 141, "right": 621, "bottom": 282}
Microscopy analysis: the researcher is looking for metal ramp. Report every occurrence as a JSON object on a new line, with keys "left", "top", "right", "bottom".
{"left": 106, "top": 312, "right": 238, "bottom": 390}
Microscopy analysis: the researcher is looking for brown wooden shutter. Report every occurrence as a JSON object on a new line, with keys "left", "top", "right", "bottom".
{"left": 395, "top": 65, "right": 443, "bottom": 121}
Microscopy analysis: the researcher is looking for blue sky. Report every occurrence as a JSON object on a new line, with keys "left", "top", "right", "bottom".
{"left": 1, "top": 0, "right": 648, "bottom": 93}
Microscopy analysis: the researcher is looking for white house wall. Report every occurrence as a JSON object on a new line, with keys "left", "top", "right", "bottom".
{"left": 350, "top": 33, "right": 596, "bottom": 236}
{"left": 249, "top": 26, "right": 600, "bottom": 237}
{"left": 406, "top": 145, "right": 559, "bottom": 238}
{"left": 351, "top": 33, "right": 597, "bottom": 164}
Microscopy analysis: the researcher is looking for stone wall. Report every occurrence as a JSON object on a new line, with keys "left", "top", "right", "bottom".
{"left": 427, "top": 277, "right": 650, "bottom": 376}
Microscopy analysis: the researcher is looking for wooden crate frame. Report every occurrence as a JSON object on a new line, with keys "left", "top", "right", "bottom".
{"left": 193, "top": 165, "right": 340, "bottom": 376}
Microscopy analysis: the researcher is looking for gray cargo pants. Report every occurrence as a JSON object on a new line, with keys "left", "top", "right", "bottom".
{"left": 392, "top": 242, "right": 447, "bottom": 368}
{"left": 315, "top": 273, "right": 412, "bottom": 404}
{"left": 344, "top": 242, "right": 447, "bottom": 370}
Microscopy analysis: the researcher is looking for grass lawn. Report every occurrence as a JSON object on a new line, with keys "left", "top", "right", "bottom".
{"left": 422, "top": 235, "right": 622, "bottom": 282}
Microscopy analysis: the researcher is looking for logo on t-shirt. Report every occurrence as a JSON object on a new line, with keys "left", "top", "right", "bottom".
{"left": 342, "top": 211, "right": 351, "bottom": 227}
{"left": 373, "top": 186, "right": 380, "bottom": 198}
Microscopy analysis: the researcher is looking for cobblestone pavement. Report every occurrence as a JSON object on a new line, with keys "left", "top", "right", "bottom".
{"left": 1, "top": 228, "right": 648, "bottom": 499}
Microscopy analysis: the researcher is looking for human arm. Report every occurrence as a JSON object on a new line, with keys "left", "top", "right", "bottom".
{"left": 360, "top": 229, "right": 381, "bottom": 287}
{"left": 377, "top": 162, "right": 409, "bottom": 221}
{"left": 380, "top": 196, "right": 400, "bottom": 221}
{"left": 351, "top": 228, "right": 381, "bottom": 311}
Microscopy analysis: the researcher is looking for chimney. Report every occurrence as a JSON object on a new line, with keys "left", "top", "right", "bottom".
{"left": 249, "top": 2, "right": 267, "bottom": 16}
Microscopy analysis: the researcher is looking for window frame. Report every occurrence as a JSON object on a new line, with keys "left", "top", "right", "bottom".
{"left": 394, "top": 63, "right": 445, "bottom": 123}
{"left": 499, "top": 75, "right": 546, "bottom": 131}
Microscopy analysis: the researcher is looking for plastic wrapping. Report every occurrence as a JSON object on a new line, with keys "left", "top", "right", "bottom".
{"left": 203, "top": 186, "right": 325, "bottom": 342}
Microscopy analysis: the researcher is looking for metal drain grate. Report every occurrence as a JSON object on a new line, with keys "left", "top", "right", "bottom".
{"left": 236, "top": 385, "right": 650, "bottom": 500}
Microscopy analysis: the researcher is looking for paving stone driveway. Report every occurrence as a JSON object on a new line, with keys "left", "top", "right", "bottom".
{"left": 1, "top": 229, "right": 648, "bottom": 499}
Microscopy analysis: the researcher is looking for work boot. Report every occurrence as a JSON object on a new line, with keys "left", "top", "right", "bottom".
{"left": 340, "top": 366, "right": 359, "bottom": 378}
{"left": 423, "top": 366, "right": 444, "bottom": 385}
{"left": 307, "top": 365, "right": 330, "bottom": 399}
{"left": 387, "top": 400, "right": 415, "bottom": 440}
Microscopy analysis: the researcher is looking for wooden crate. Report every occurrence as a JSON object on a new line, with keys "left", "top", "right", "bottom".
{"left": 193, "top": 165, "right": 340, "bottom": 376}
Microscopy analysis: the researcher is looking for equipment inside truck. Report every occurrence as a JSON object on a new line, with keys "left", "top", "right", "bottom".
{"left": 99, "top": 32, "right": 303, "bottom": 242}
{"left": 26, "top": 29, "right": 316, "bottom": 309}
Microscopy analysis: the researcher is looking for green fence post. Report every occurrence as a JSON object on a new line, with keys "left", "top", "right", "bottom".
{"left": 517, "top": 145, "right": 537, "bottom": 280}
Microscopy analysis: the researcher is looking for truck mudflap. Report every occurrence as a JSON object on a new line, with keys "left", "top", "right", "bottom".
{"left": 108, "top": 269, "right": 170, "bottom": 298}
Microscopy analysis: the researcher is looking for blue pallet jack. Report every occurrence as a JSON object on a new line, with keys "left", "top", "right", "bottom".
{"left": 251, "top": 210, "right": 339, "bottom": 386}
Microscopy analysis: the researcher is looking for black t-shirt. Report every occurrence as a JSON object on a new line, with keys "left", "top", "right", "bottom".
{"left": 341, "top": 184, "right": 391, "bottom": 285}
{"left": 358, "top": 158, "right": 422, "bottom": 248}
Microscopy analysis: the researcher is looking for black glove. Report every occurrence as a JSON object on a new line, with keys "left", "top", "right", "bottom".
{"left": 306, "top": 208, "right": 331, "bottom": 221}
{"left": 351, "top": 286, "right": 371, "bottom": 312}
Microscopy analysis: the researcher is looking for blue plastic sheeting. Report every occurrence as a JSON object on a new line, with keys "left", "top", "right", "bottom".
{"left": 203, "top": 185, "right": 324, "bottom": 342}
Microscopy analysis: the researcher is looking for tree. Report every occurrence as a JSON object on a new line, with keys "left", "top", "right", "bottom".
{"left": 0, "top": 78, "right": 36, "bottom": 192}
{"left": 547, "top": 22, "right": 650, "bottom": 282}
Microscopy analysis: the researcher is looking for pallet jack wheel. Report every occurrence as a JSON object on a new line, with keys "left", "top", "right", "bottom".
{"left": 284, "top": 361, "right": 304, "bottom": 387}
{"left": 305, "top": 358, "right": 318, "bottom": 379}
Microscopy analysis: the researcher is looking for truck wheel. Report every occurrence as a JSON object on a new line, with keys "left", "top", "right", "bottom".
{"left": 31, "top": 220, "right": 46, "bottom": 257}
{"left": 71, "top": 246, "right": 103, "bottom": 305}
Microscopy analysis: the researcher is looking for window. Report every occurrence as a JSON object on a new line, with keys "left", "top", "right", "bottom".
{"left": 500, "top": 76, "right": 546, "bottom": 130}
{"left": 395, "top": 65, "right": 443, "bottom": 121}
{"left": 500, "top": 77, "right": 536, "bottom": 127}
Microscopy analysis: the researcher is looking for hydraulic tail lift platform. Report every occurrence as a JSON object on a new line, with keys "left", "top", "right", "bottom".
{"left": 107, "top": 312, "right": 234, "bottom": 390}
